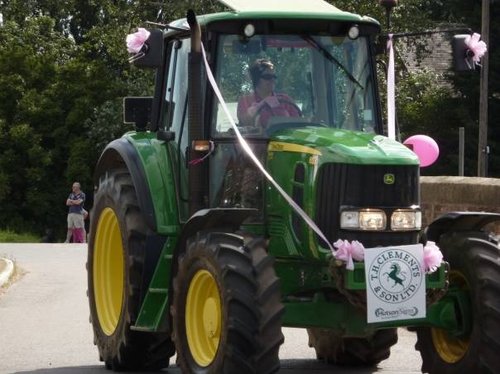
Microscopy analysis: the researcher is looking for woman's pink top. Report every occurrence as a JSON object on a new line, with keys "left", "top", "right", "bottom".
{"left": 237, "top": 92, "right": 300, "bottom": 127}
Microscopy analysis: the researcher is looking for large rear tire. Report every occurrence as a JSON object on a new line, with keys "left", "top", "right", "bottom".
{"left": 87, "top": 168, "right": 175, "bottom": 370}
{"left": 171, "top": 232, "right": 284, "bottom": 373}
{"left": 307, "top": 328, "right": 398, "bottom": 366}
{"left": 415, "top": 232, "right": 500, "bottom": 373}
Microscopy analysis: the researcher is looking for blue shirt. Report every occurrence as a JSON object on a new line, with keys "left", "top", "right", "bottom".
{"left": 68, "top": 192, "right": 85, "bottom": 214}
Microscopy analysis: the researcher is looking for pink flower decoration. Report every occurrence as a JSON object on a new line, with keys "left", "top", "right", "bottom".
{"left": 334, "top": 239, "right": 365, "bottom": 271}
{"left": 465, "top": 33, "right": 487, "bottom": 63}
{"left": 126, "top": 28, "right": 151, "bottom": 54}
{"left": 423, "top": 241, "right": 443, "bottom": 274}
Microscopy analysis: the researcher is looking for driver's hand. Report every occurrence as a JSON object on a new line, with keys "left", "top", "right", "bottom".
{"left": 247, "top": 103, "right": 260, "bottom": 117}
{"left": 247, "top": 96, "right": 279, "bottom": 118}
{"left": 264, "top": 96, "right": 280, "bottom": 108}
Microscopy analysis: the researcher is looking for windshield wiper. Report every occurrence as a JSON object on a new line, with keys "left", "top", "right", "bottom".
{"left": 302, "top": 36, "right": 363, "bottom": 90}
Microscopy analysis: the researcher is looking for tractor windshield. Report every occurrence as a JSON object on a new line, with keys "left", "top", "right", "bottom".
{"left": 212, "top": 33, "right": 378, "bottom": 137}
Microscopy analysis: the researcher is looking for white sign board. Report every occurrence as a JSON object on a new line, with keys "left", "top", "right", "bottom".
{"left": 364, "top": 244, "right": 426, "bottom": 323}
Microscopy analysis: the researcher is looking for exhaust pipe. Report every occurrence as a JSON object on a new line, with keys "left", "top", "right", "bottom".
{"left": 186, "top": 10, "right": 207, "bottom": 215}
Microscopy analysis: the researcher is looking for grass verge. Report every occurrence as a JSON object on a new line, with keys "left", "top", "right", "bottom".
{"left": 0, "top": 230, "right": 40, "bottom": 243}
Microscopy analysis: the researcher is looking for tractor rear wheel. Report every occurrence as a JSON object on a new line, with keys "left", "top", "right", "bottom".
{"left": 307, "top": 328, "right": 398, "bottom": 366}
{"left": 415, "top": 232, "right": 500, "bottom": 373}
{"left": 171, "top": 232, "right": 284, "bottom": 373}
{"left": 87, "top": 168, "right": 175, "bottom": 370}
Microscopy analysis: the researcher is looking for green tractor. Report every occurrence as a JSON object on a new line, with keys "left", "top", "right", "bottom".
{"left": 87, "top": 1, "right": 500, "bottom": 373}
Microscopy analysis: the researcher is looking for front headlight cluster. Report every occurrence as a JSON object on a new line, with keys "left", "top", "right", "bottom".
{"left": 340, "top": 208, "right": 421, "bottom": 231}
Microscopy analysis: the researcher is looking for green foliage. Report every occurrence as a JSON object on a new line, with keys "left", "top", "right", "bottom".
{"left": 333, "top": 0, "right": 499, "bottom": 177}
{"left": 396, "top": 70, "right": 476, "bottom": 175}
{"left": 0, "top": 229, "right": 40, "bottom": 243}
{"left": 0, "top": 0, "right": 498, "bottom": 236}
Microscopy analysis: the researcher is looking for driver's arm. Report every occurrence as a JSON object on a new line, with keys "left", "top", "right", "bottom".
{"left": 237, "top": 95, "right": 259, "bottom": 126}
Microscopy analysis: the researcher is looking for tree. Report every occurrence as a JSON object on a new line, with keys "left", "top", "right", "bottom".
{"left": 0, "top": 16, "right": 75, "bottom": 234}
{"left": 332, "top": 0, "right": 499, "bottom": 177}
{"left": 0, "top": 0, "right": 497, "bottom": 238}
{"left": 0, "top": 1, "right": 225, "bottom": 237}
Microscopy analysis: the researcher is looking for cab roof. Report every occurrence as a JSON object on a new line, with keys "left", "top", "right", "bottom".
{"left": 167, "top": 0, "right": 379, "bottom": 32}
{"left": 219, "top": 0, "right": 344, "bottom": 13}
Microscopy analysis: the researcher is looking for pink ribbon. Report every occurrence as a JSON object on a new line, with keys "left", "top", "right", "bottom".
{"left": 334, "top": 239, "right": 365, "bottom": 271}
{"left": 465, "top": 33, "right": 487, "bottom": 64}
{"left": 423, "top": 241, "right": 443, "bottom": 274}
{"left": 126, "top": 28, "right": 151, "bottom": 54}
{"left": 386, "top": 34, "right": 396, "bottom": 140}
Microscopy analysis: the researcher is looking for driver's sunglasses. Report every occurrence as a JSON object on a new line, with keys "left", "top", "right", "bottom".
{"left": 261, "top": 73, "right": 277, "bottom": 81}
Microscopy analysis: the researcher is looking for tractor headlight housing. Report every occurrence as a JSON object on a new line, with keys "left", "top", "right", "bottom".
{"left": 340, "top": 209, "right": 386, "bottom": 231}
{"left": 391, "top": 209, "right": 422, "bottom": 231}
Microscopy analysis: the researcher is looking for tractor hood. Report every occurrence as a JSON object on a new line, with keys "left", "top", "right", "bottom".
{"left": 269, "top": 127, "right": 419, "bottom": 165}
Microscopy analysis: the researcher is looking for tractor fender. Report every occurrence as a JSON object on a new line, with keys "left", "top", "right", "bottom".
{"left": 173, "top": 207, "right": 258, "bottom": 256}
{"left": 169, "top": 207, "right": 258, "bottom": 281}
{"left": 425, "top": 211, "right": 500, "bottom": 243}
{"left": 94, "top": 138, "right": 157, "bottom": 231}
{"left": 166, "top": 208, "right": 258, "bottom": 327}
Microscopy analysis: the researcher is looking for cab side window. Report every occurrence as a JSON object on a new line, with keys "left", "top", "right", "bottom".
{"left": 164, "top": 39, "right": 190, "bottom": 150}
{"left": 163, "top": 38, "right": 190, "bottom": 221}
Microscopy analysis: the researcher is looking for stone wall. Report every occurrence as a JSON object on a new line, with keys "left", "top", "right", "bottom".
{"left": 404, "top": 31, "right": 453, "bottom": 84}
{"left": 420, "top": 176, "right": 500, "bottom": 234}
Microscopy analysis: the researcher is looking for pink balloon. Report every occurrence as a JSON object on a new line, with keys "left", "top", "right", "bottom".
{"left": 403, "top": 135, "right": 439, "bottom": 167}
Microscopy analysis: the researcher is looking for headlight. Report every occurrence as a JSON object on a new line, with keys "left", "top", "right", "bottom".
{"left": 391, "top": 209, "right": 422, "bottom": 231}
{"left": 340, "top": 211, "right": 359, "bottom": 229}
{"left": 341, "top": 209, "right": 386, "bottom": 231}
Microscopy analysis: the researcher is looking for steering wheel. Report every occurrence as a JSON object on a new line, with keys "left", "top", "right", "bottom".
{"left": 265, "top": 121, "right": 329, "bottom": 136}
{"left": 254, "top": 96, "right": 303, "bottom": 128}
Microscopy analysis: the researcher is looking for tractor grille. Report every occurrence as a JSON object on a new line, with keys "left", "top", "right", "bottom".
{"left": 315, "top": 163, "right": 420, "bottom": 247}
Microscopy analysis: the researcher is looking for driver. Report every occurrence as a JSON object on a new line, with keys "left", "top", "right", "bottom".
{"left": 237, "top": 58, "right": 301, "bottom": 128}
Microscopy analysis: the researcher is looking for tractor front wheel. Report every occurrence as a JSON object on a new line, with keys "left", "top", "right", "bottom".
{"left": 415, "top": 232, "right": 500, "bottom": 373}
{"left": 171, "top": 232, "right": 284, "bottom": 373}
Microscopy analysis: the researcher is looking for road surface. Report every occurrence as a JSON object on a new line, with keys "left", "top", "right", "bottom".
{"left": 0, "top": 243, "right": 423, "bottom": 373}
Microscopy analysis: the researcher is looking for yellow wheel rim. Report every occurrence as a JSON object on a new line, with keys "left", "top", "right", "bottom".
{"left": 186, "top": 269, "right": 222, "bottom": 367}
{"left": 431, "top": 271, "right": 470, "bottom": 363}
{"left": 93, "top": 207, "right": 124, "bottom": 336}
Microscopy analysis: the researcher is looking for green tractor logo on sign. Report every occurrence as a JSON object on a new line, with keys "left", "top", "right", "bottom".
{"left": 384, "top": 263, "right": 406, "bottom": 288}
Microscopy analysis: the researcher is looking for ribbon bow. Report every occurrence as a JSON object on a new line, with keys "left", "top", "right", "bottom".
{"left": 423, "top": 241, "right": 443, "bottom": 274}
{"left": 465, "top": 33, "right": 487, "bottom": 65}
{"left": 126, "top": 28, "right": 151, "bottom": 54}
{"left": 334, "top": 239, "right": 365, "bottom": 271}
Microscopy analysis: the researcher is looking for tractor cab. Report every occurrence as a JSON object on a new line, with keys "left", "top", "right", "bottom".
{"left": 128, "top": 3, "right": 385, "bottom": 220}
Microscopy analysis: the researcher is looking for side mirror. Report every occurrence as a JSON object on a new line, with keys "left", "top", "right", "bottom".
{"left": 123, "top": 97, "right": 152, "bottom": 131}
{"left": 130, "top": 29, "right": 164, "bottom": 69}
{"left": 452, "top": 34, "right": 474, "bottom": 72}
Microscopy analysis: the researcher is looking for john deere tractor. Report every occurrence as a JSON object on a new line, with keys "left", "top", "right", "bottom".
{"left": 87, "top": 1, "right": 500, "bottom": 373}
